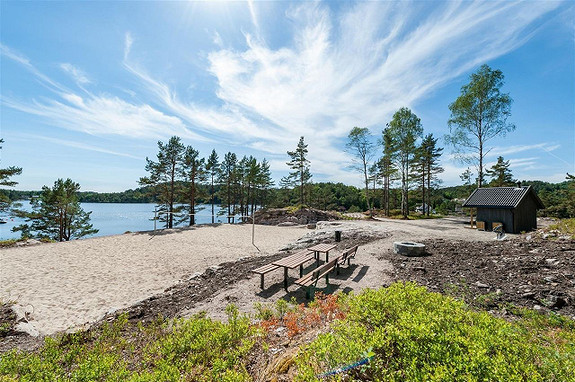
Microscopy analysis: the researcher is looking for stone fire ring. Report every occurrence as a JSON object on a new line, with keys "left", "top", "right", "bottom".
{"left": 393, "top": 241, "right": 426, "bottom": 257}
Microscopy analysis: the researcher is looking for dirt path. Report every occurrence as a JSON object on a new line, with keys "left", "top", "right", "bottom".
{"left": 184, "top": 217, "right": 495, "bottom": 320}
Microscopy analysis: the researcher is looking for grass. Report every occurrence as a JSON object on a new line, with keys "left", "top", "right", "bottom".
{"left": 547, "top": 218, "right": 575, "bottom": 238}
{"left": 1, "top": 283, "right": 574, "bottom": 381}
{"left": 0, "top": 239, "right": 23, "bottom": 248}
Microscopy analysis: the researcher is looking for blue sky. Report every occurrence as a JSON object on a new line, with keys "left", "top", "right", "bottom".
{"left": 1, "top": 1, "right": 573, "bottom": 192}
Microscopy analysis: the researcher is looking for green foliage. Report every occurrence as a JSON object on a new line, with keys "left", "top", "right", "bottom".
{"left": 387, "top": 107, "right": 424, "bottom": 218}
{"left": 446, "top": 64, "right": 515, "bottom": 186}
{"left": 486, "top": 156, "right": 515, "bottom": 186}
{"left": 0, "top": 139, "right": 22, "bottom": 213}
{"left": 2, "top": 285, "right": 574, "bottom": 381}
{"left": 0, "top": 310, "right": 257, "bottom": 381}
{"left": 282, "top": 136, "right": 312, "bottom": 205}
{"left": 548, "top": 218, "right": 575, "bottom": 238}
{"left": 296, "top": 283, "right": 575, "bottom": 381}
{"left": 12, "top": 178, "right": 98, "bottom": 241}
{"left": 139, "top": 136, "right": 186, "bottom": 228}
{"left": 346, "top": 127, "right": 375, "bottom": 211}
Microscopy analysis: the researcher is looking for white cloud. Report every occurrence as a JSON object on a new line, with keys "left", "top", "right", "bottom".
{"left": 2, "top": 2, "right": 564, "bottom": 185}
{"left": 1, "top": 42, "right": 206, "bottom": 142}
{"left": 3, "top": 95, "right": 200, "bottom": 140}
{"left": 22, "top": 135, "right": 141, "bottom": 160}
{"left": 60, "top": 63, "right": 91, "bottom": 85}
{"left": 489, "top": 143, "right": 560, "bottom": 157}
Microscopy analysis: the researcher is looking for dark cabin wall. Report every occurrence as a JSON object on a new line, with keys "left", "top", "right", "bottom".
{"left": 513, "top": 196, "right": 538, "bottom": 233}
{"left": 476, "top": 208, "right": 514, "bottom": 232}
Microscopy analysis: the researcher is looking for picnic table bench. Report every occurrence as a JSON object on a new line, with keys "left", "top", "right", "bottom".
{"left": 294, "top": 245, "right": 359, "bottom": 299}
{"left": 252, "top": 249, "right": 314, "bottom": 290}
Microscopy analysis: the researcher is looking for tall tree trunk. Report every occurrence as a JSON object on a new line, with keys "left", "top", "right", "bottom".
{"left": 426, "top": 163, "right": 431, "bottom": 216}
{"left": 227, "top": 179, "right": 231, "bottom": 223}
{"left": 211, "top": 176, "right": 215, "bottom": 224}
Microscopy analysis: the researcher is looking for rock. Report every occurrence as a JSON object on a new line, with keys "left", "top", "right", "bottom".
{"left": 545, "top": 258, "right": 559, "bottom": 266}
{"left": 254, "top": 207, "right": 341, "bottom": 226}
{"left": 306, "top": 223, "right": 316, "bottom": 229}
{"left": 544, "top": 295, "right": 567, "bottom": 309}
{"left": 521, "top": 292, "right": 536, "bottom": 299}
{"left": 278, "top": 222, "right": 298, "bottom": 227}
{"left": 208, "top": 265, "right": 222, "bottom": 272}
{"left": 15, "top": 322, "right": 40, "bottom": 337}
{"left": 474, "top": 282, "right": 489, "bottom": 289}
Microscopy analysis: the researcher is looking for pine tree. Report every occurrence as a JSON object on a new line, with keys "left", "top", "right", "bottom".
{"left": 139, "top": 136, "right": 185, "bottom": 228}
{"left": 205, "top": 149, "right": 219, "bottom": 224}
{"left": 0, "top": 139, "right": 22, "bottom": 212}
{"left": 486, "top": 156, "right": 515, "bottom": 187}
{"left": 387, "top": 107, "right": 423, "bottom": 218}
{"left": 256, "top": 159, "right": 274, "bottom": 209}
{"left": 218, "top": 152, "right": 237, "bottom": 223}
{"left": 380, "top": 128, "right": 397, "bottom": 217}
{"left": 180, "top": 146, "right": 205, "bottom": 226}
{"left": 421, "top": 134, "right": 443, "bottom": 215}
{"left": 13, "top": 178, "right": 98, "bottom": 241}
{"left": 284, "top": 136, "right": 312, "bottom": 205}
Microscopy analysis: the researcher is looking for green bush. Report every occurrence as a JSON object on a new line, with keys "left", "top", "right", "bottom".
{"left": 296, "top": 283, "right": 575, "bottom": 381}
{"left": 0, "top": 310, "right": 257, "bottom": 381}
{"left": 2, "top": 285, "right": 574, "bottom": 381}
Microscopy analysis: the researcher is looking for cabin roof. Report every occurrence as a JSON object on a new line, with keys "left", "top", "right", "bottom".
{"left": 462, "top": 186, "right": 544, "bottom": 209}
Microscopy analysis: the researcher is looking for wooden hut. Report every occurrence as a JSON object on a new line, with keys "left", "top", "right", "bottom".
{"left": 462, "top": 185, "right": 544, "bottom": 233}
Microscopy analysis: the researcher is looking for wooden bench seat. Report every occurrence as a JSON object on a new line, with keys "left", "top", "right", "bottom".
{"left": 294, "top": 258, "right": 339, "bottom": 299}
{"left": 294, "top": 245, "right": 359, "bottom": 299}
{"left": 338, "top": 245, "right": 358, "bottom": 266}
{"left": 252, "top": 263, "right": 280, "bottom": 289}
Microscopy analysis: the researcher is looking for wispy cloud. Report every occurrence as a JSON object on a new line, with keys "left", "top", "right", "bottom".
{"left": 1, "top": 43, "right": 204, "bottom": 142}
{"left": 21, "top": 134, "right": 141, "bottom": 160}
{"left": 2, "top": 2, "right": 564, "bottom": 185}
{"left": 118, "top": 1, "right": 561, "bottom": 182}
{"left": 489, "top": 143, "right": 560, "bottom": 156}
{"left": 60, "top": 63, "right": 91, "bottom": 85}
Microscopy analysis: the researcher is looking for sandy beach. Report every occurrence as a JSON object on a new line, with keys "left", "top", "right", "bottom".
{"left": 0, "top": 224, "right": 307, "bottom": 335}
{"left": 1, "top": 218, "right": 501, "bottom": 338}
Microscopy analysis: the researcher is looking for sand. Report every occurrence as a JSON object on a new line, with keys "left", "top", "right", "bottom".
{"left": 183, "top": 217, "right": 496, "bottom": 321}
{"left": 1, "top": 217, "right": 501, "bottom": 337}
{"left": 0, "top": 224, "right": 307, "bottom": 335}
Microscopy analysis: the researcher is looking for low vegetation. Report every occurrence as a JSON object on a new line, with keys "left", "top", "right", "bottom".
{"left": 2, "top": 283, "right": 573, "bottom": 381}
{"left": 547, "top": 218, "right": 575, "bottom": 239}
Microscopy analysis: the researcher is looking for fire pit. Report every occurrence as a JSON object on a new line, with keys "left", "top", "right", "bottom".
{"left": 393, "top": 241, "right": 426, "bottom": 257}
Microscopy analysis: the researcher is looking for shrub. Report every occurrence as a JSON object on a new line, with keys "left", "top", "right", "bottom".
{"left": 295, "top": 283, "right": 575, "bottom": 381}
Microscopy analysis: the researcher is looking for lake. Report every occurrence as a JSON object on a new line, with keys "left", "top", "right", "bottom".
{"left": 0, "top": 202, "right": 239, "bottom": 240}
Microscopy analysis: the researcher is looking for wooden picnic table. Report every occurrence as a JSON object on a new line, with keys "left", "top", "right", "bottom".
{"left": 272, "top": 250, "right": 316, "bottom": 291}
{"left": 307, "top": 243, "right": 337, "bottom": 265}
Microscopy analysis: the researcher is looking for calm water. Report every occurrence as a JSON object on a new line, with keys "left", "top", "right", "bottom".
{"left": 0, "top": 202, "right": 237, "bottom": 240}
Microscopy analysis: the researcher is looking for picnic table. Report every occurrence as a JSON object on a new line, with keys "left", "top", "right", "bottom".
{"left": 307, "top": 243, "right": 337, "bottom": 265}
{"left": 272, "top": 250, "right": 316, "bottom": 291}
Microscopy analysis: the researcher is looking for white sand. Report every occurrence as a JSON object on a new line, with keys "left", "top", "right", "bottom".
{"left": 0, "top": 224, "right": 307, "bottom": 335}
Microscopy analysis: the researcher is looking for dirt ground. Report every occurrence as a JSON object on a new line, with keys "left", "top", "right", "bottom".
{"left": 2, "top": 217, "right": 574, "bottom": 353}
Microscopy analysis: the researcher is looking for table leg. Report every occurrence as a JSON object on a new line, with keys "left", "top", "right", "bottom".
{"left": 315, "top": 251, "right": 319, "bottom": 267}
{"left": 299, "top": 264, "right": 303, "bottom": 277}
{"left": 284, "top": 267, "right": 288, "bottom": 291}
{"left": 326, "top": 251, "right": 329, "bottom": 263}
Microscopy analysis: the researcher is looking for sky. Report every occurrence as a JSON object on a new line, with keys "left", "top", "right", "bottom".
{"left": 1, "top": 0, "right": 574, "bottom": 192}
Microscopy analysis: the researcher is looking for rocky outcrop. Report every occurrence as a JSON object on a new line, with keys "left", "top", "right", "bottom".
{"left": 253, "top": 208, "right": 341, "bottom": 226}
